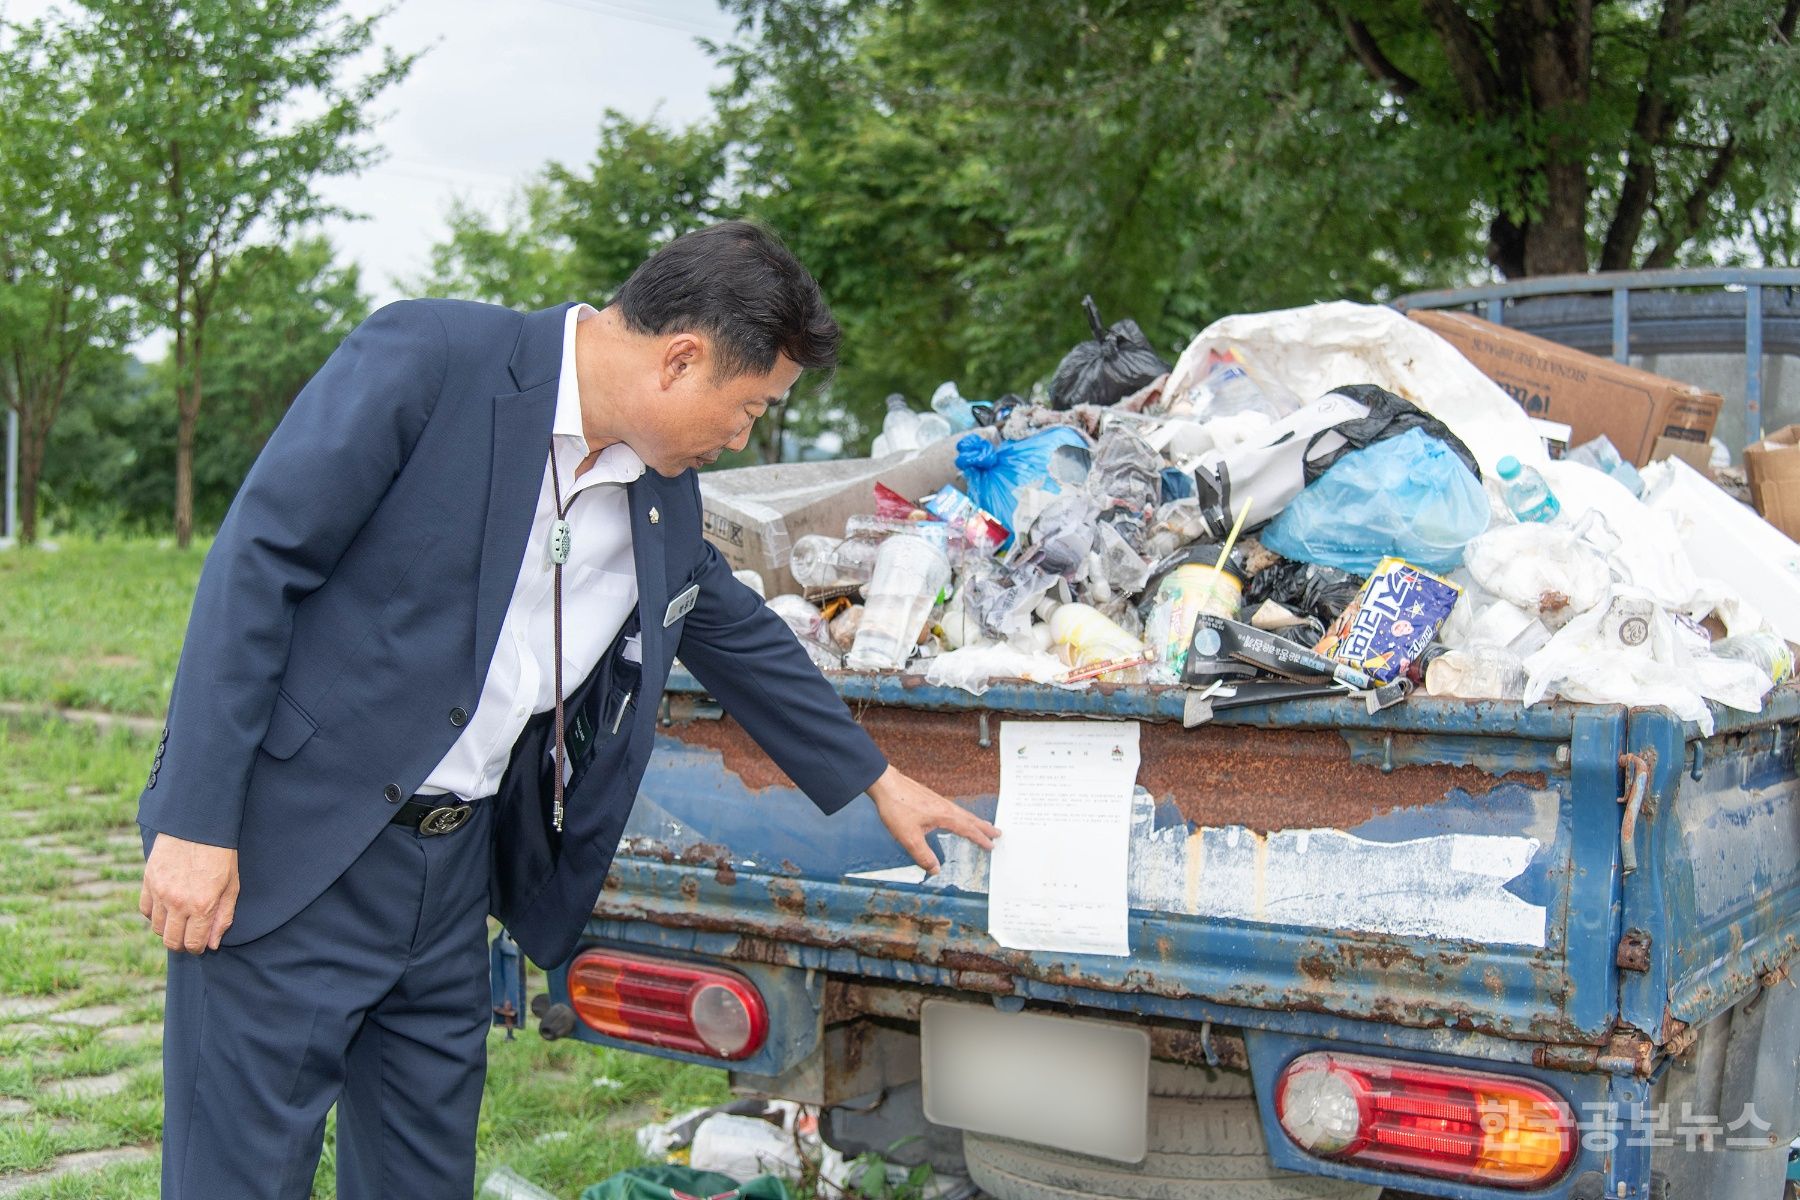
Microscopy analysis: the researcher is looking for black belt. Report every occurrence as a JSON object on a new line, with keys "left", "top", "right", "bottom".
{"left": 390, "top": 796, "right": 476, "bottom": 837}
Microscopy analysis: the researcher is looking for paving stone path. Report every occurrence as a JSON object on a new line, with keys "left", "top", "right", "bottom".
{"left": 0, "top": 811, "right": 164, "bottom": 1196}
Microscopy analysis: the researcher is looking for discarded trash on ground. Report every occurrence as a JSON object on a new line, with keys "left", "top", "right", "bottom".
{"left": 625, "top": 1100, "right": 979, "bottom": 1200}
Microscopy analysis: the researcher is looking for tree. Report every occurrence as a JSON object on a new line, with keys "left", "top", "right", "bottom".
{"left": 43, "top": 238, "right": 368, "bottom": 534}
{"left": 189, "top": 237, "right": 368, "bottom": 524}
{"left": 1328, "top": 0, "right": 1800, "bottom": 275}
{"left": 413, "top": 179, "right": 589, "bottom": 313}
{"left": 72, "top": 0, "right": 414, "bottom": 547}
{"left": 416, "top": 112, "right": 728, "bottom": 311}
{"left": 801, "top": 0, "right": 1800, "bottom": 280}
{"left": 0, "top": 18, "right": 135, "bottom": 544}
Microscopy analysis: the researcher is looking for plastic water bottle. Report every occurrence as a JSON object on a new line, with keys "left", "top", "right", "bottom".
{"left": 789, "top": 534, "right": 877, "bottom": 589}
{"left": 913, "top": 412, "right": 952, "bottom": 445}
{"left": 930, "top": 381, "right": 978, "bottom": 431}
{"left": 1495, "top": 456, "right": 1562, "bottom": 523}
{"left": 880, "top": 394, "right": 921, "bottom": 452}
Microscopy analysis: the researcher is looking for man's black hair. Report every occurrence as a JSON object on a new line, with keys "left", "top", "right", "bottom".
{"left": 611, "top": 220, "right": 839, "bottom": 379}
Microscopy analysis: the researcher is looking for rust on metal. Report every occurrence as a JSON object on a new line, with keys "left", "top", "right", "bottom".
{"left": 599, "top": 860, "right": 1580, "bottom": 1042}
{"left": 767, "top": 878, "right": 808, "bottom": 919}
{"left": 666, "top": 708, "right": 1545, "bottom": 834}
{"left": 1150, "top": 1026, "right": 1250, "bottom": 1071}
{"left": 1615, "top": 928, "right": 1652, "bottom": 973}
{"left": 1594, "top": 1026, "right": 1657, "bottom": 1077}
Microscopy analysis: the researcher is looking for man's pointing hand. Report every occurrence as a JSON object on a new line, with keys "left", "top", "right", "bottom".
{"left": 866, "top": 765, "right": 1001, "bottom": 876}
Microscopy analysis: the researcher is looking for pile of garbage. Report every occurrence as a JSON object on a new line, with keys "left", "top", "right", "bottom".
{"left": 730, "top": 301, "right": 1799, "bottom": 734}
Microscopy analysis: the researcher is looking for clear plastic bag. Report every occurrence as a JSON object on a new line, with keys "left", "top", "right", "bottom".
{"left": 962, "top": 561, "right": 1058, "bottom": 639}
{"left": 1262, "top": 426, "right": 1489, "bottom": 574}
{"left": 1013, "top": 492, "right": 1100, "bottom": 579}
{"left": 924, "top": 644, "right": 1075, "bottom": 695}
{"left": 1085, "top": 521, "right": 1151, "bottom": 602}
{"left": 1521, "top": 590, "right": 1773, "bottom": 734}
{"left": 765, "top": 595, "right": 841, "bottom": 671}
{"left": 1087, "top": 425, "right": 1162, "bottom": 515}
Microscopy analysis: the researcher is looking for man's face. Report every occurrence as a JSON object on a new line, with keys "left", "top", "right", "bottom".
{"left": 638, "top": 338, "right": 801, "bottom": 477}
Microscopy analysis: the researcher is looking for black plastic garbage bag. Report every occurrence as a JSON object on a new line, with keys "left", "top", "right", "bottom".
{"left": 1048, "top": 295, "right": 1172, "bottom": 410}
{"left": 1244, "top": 559, "right": 1366, "bottom": 626}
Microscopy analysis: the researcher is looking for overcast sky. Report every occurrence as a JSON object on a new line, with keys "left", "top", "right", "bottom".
{"left": 5, "top": 0, "right": 732, "bottom": 307}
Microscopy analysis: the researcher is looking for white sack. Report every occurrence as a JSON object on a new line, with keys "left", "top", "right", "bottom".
{"left": 1166, "top": 301, "right": 1547, "bottom": 476}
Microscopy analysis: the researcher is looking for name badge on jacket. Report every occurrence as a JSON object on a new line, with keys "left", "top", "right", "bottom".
{"left": 664, "top": 584, "right": 699, "bottom": 628}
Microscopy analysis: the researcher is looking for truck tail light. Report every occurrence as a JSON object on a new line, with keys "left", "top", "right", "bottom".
{"left": 1275, "top": 1051, "right": 1575, "bottom": 1189}
{"left": 566, "top": 948, "right": 769, "bottom": 1061}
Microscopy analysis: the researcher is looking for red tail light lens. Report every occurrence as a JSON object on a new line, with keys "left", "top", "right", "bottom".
{"left": 1275, "top": 1051, "right": 1575, "bottom": 1189}
{"left": 566, "top": 948, "right": 769, "bottom": 1061}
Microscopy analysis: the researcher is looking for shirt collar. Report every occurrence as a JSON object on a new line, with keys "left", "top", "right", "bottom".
{"left": 556, "top": 302, "right": 646, "bottom": 486}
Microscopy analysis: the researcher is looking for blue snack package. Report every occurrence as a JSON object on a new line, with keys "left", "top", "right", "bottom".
{"left": 1313, "top": 557, "right": 1461, "bottom": 683}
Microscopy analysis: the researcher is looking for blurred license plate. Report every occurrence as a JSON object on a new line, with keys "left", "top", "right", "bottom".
{"left": 920, "top": 999, "right": 1149, "bottom": 1163}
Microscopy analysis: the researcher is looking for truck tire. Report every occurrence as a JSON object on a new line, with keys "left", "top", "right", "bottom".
{"left": 963, "top": 1089, "right": 1379, "bottom": 1200}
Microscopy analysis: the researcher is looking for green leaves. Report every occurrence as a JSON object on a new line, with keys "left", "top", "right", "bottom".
{"left": 63, "top": 0, "right": 415, "bottom": 543}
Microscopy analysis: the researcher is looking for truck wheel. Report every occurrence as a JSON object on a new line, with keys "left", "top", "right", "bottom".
{"left": 963, "top": 1088, "right": 1379, "bottom": 1200}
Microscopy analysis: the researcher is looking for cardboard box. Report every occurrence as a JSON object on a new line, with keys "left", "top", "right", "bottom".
{"left": 1409, "top": 310, "right": 1722, "bottom": 467}
{"left": 1744, "top": 424, "right": 1800, "bottom": 542}
{"left": 699, "top": 437, "right": 963, "bottom": 597}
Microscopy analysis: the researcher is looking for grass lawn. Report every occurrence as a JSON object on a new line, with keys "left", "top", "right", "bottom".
{"left": 0, "top": 540, "right": 732, "bottom": 1198}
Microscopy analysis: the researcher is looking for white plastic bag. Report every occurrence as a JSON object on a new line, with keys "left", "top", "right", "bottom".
{"left": 1640, "top": 457, "right": 1800, "bottom": 644}
{"left": 925, "top": 643, "right": 1078, "bottom": 695}
{"left": 1521, "top": 589, "right": 1772, "bottom": 734}
{"left": 1165, "top": 301, "right": 1548, "bottom": 476}
{"left": 1463, "top": 522, "right": 1612, "bottom": 630}
{"left": 689, "top": 1112, "right": 805, "bottom": 1180}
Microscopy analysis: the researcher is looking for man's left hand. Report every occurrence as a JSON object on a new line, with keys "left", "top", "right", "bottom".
{"left": 866, "top": 765, "right": 1000, "bottom": 876}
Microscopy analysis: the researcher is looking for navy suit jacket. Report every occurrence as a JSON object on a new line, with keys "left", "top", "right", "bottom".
{"left": 139, "top": 299, "right": 888, "bottom": 967}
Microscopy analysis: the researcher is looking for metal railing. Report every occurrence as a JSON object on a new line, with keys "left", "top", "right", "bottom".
{"left": 1396, "top": 267, "right": 1800, "bottom": 443}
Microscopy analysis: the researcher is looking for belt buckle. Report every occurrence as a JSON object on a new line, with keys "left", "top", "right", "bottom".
{"left": 419, "top": 803, "right": 472, "bottom": 836}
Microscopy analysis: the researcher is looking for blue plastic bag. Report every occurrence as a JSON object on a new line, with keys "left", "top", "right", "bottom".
{"left": 955, "top": 427, "right": 1090, "bottom": 539}
{"left": 1262, "top": 426, "right": 1489, "bottom": 575}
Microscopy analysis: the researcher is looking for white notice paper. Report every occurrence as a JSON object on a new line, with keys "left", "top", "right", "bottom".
{"left": 988, "top": 720, "right": 1141, "bottom": 957}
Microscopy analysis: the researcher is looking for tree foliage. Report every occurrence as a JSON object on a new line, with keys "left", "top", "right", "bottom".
{"left": 43, "top": 238, "right": 368, "bottom": 535}
{"left": 0, "top": 18, "right": 135, "bottom": 543}
{"left": 69, "top": 0, "right": 413, "bottom": 546}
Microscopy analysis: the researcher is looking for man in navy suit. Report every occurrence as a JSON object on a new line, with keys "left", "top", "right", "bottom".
{"left": 137, "top": 220, "right": 998, "bottom": 1199}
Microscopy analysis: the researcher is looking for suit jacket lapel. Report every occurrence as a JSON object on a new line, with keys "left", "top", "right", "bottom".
{"left": 474, "top": 303, "right": 573, "bottom": 685}
{"left": 474, "top": 381, "right": 556, "bottom": 681}
{"left": 628, "top": 474, "right": 670, "bottom": 674}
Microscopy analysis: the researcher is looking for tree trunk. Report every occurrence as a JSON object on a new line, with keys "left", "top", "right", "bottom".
{"left": 1524, "top": 159, "right": 1591, "bottom": 275}
{"left": 175, "top": 352, "right": 203, "bottom": 550}
{"left": 18, "top": 424, "right": 41, "bottom": 545}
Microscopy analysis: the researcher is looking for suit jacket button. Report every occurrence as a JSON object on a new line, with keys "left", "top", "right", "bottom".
{"left": 383, "top": 783, "right": 403, "bottom": 804}
{"left": 449, "top": 707, "right": 469, "bottom": 727}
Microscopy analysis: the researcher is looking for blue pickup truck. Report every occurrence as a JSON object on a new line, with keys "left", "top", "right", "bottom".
{"left": 535, "top": 668, "right": 1800, "bottom": 1200}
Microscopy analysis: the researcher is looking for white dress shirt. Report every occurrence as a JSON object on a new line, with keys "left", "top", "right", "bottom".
{"left": 418, "top": 303, "right": 645, "bottom": 800}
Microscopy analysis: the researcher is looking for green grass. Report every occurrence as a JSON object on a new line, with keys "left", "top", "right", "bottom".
{"left": 0, "top": 538, "right": 204, "bottom": 716}
{"left": 0, "top": 542, "right": 735, "bottom": 1199}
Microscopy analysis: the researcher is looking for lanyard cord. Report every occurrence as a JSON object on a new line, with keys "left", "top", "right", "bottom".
{"left": 547, "top": 441, "right": 581, "bottom": 833}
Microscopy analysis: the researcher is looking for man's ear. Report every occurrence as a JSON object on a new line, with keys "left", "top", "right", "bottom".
{"left": 661, "top": 333, "right": 705, "bottom": 388}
